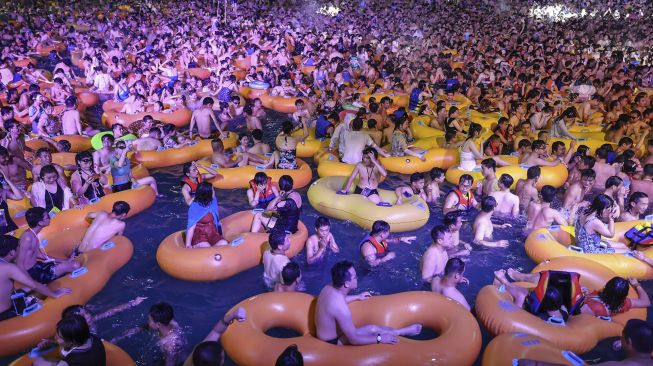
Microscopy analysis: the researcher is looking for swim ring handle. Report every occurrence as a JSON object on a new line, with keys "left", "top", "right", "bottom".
{"left": 22, "top": 303, "right": 43, "bottom": 317}
{"left": 568, "top": 245, "right": 584, "bottom": 253}
{"left": 561, "top": 350, "right": 585, "bottom": 366}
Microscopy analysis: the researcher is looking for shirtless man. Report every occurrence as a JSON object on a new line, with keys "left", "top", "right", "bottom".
{"left": 292, "top": 99, "right": 310, "bottom": 125}
{"left": 515, "top": 166, "right": 540, "bottom": 212}
{"left": 315, "top": 260, "right": 421, "bottom": 346}
{"left": 619, "top": 192, "right": 648, "bottom": 222}
{"left": 527, "top": 185, "right": 569, "bottom": 232}
{"left": 31, "top": 148, "right": 67, "bottom": 188}
{"left": 431, "top": 258, "right": 471, "bottom": 310}
{"left": 489, "top": 174, "right": 520, "bottom": 217}
{"left": 49, "top": 78, "right": 70, "bottom": 105}
{"left": 521, "top": 140, "right": 564, "bottom": 167}
{"left": 274, "top": 262, "right": 302, "bottom": 293}
{"left": 77, "top": 201, "right": 130, "bottom": 253}
{"left": 593, "top": 147, "right": 618, "bottom": 189}
{"left": 425, "top": 167, "right": 445, "bottom": 204}
{"left": 306, "top": 216, "right": 340, "bottom": 265}
{"left": 443, "top": 175, "right": 478, "bottom": 215}
{"left": 248, "top": 129, "right": 271, "bottom": 155}
{"left": 0, "top": 146, "right": 30, "bottom": 191}
{"left": 473, "top": 196, "right": 511, "bottom": 248}
{"left": 562, "top": 168, "right": 595, "bottom": 220}
{"left": 16, "top": 207, "right": 80, "bottom": 284}
{"left": 210, "top": 139, "right": 248, "bottom": 168}
{"left": 477, "top": 158, "right": 499, "bottom": 197}
{"left": 359, "top": 220, "right": 415, "bottom": 267}
{"left": 190, "top": 98, "right": 223, "bottom": 140}
{"left": 421, "top": 225, "right": 453, "bottom": 282}
{"left": 395, "top": 172, "right": 427, "bottom": 205}
{"left": 243, "top": 105, "right": 262, "bottom": 131}
{"left": 61, "top": 96, "right": 83, "bottom": 135}
{"left": 132, "top": 128, "right": 163, "bottom": 151}
{"left": 0, "top": 235, "right": 70, "bottom": 321}
{"left": 2, "top": 119, "right": 31, "bottom": 159}
{"left": 339, "top": 147, "right": 387, "bottom": 205}
{"left": 93, "top": 134, "right": 115, "bottom": 174}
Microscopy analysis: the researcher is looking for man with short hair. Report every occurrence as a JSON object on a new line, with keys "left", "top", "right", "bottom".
{"left": 77, "top": 201, "right": 131, "bottom": 253}
{"left": 359, "top": 220, "right": 415, "bottom": 267}
{"left": 431, "top": 258, "right": 471, "bottom": 310}
{"left": 516, "top": 166, "right": 541, "bottom": 212}
{"left": 190, "top": 97, "right": 224, "bottom": 140}
{"left": 527, "top": 185, "right": 569, "bottom": 231}
{"left": 490, "top": 174, "right": 520, "bottom": 217}
{"left": 274, "top": 262, "right": 302, "bottom": 292}
{"left": 262, "top": 230, "right": 291, "bottom": 289}
{"left": 443, "top": 174, "right": 478, "bottom": 215}
{"left": 315, "top": 260, "right": 421, "bottom": 345}
{"left": 472, "top": 196, "right": 511, "bottom": 248}
{"left": 421, "top": 225, "right": 454, "bottom": 282}
{"left": 477, "top": 158, "right": 499, "bottom": 197}
{"left": 619, "top": 192, "right": 649, "bottom": 222}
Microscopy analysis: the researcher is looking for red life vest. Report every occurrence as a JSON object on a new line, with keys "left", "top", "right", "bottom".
{"left": 452, "top": 187, "right": 474, "bottom": 211}
{"left": 181, "top": 175, "right": 204, "bottom": 195}
{"left": 359, "top": 236, "right": 388, "bottom": 257}
{"left": 249, "top": 178, "right": 275, "bottom": 205}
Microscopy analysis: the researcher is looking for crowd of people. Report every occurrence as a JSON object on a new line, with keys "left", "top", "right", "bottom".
{"left": 1, "top": 0, "right": 653, "bottom": 364}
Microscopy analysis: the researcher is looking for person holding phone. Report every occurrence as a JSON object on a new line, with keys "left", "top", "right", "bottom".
{"left": 70, "top": 151, "right": 107, "bottom": 207}
{"left": 109, "top": 140, "right": 160, "bottom": 195}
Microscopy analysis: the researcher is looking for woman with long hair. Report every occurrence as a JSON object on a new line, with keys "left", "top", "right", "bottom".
{"left": 186, "top": 182, "right": 227, "bottom": 248}
{"left": 575, "top": 194, "right": 629, "bottom": 253}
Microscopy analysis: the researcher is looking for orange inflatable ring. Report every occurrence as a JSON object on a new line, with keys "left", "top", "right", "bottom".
{"left": 102, "top": 99, "right": 124, "bottom": 113}
{"left": 14, "top": 58, "right": 37, "bottom": 68}
{"left": 234, "top": 56, "right": 252, "bottom": 70}
{"left": 525, "top": 221, "right": 653, "bottom": 280}
{"left": 475, "top": 257, "right": 647, "bottom": 354}
{"left": 239, "top": 86, "right": 270, "bottom": 99}
{"left": 0, "top": 227, "right": 133, "bottom": 357}
{"left": 360, "top": 92, "right": 409, "bottom": 107}
{"left": 156, "top": 210, "right": 308, "bottom": 281}
{"left": 10, "top": 340, "right": 134, "bottom": 366}
{"left": 221, "top": 291, "right": 481, "bottom": 366}
{"left": 103, "top": 108, "right": 192, "bottom": 128}
{"left": 186, "top": 68, "right": 212, "bottom": 80}
{"left": 73, "top": 87, "right": 100, "bottom": 108}
{"left": 134, "top": 133, "right": 237, "bottom": 169}
{"left": 26, "top": 135, "right": 92, "bottom": 153}
{"left": 482, "top": 333, "right": 584, "bottom": 366}
{"left": 34, "top": 42, "right": 66, "bottom": 57}
{"left": 198, "top": 158, "right": 313, "bottom": 189}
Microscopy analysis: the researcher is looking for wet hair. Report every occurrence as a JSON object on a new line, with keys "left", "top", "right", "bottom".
{"left": 526, "top": 166, "right": 541, "bottom": 180}
{"left": 251, "top": 129, "right": 263, "bottom": 140}
{"left": 211, "top": 139, "right": 224, "bottom": 152}
{"left": 628, "top": 192, "right": 648, "bottom": 210}
{"left": 0, "top": 235, "right": 19, "bottom": 257}
{"left": 36, "top": 147, "right": 50, "bottom": 158}
{"left": 253, "top": 172, "right": 268, "bottom": 186}
{"left": 56, "top": 315, "right": 90, "bottom": 349}
{"left": 498, "top": 174, "right": 513, "bottom": 189}
{"left": 584, "top": 194, "right": 614, "bottom": 217}
{"left": 540, "top": 185, "right": 557, "bottom": 203}
{"left": 315, "top": 216, "right": 330, "bottom": 229}
{"left": 605, "top": 176, "right": 623, "bottom": 189}
{"left": 599, "top": 277, "right": 630, "bottom": 314}
{"left": 149, "top": 302, "right": 174, "bottom": 325}
{"left": 278, "top": 175, "right": 293, "bottom": 192}
{"left": 112, "top": 201, "right": 131, "bottom": 216}
{"left": 430, "top": 224, "right": 448, "bottom": 242}
{"left": 480, "top": 196, "right": 497, "bottom": 212}
{"left": 3, "top": 119, "right": 18, "bottom": 131}
{"left": 467, "top": 123, "right": 482, "bottom": 140}
{"left": 280, "top": 262, "right": 301, "bottom": 286}
{"left": 551, "top": 141, "right": 565, "bottom": 153}
{"left": 202, "top": 97, "right": 214, "bottom": 106}
{"left": 275, "top": 344, "right": 304, "bottom": 366}
{"left": 351, "top": 118, "right": 363, "bottom": 131}
{"left": 618, "top": 137, "right": 633, "bottom": 147}
{"left": 269, "top": 230, "right": 288, "bottom": 250}
{"left": 481, "top": 158, "right": 496, "bottom": 171}
{"left": 430, "top": 167, "right": 444, "bottom": 180}
{"left": 192, "top": 341, "right": 223, "bottom": 366}
{"left": 581, "top": 169, "right": 596, "bottom": 179}
{"left": 459, "top": 174, "right": 473, "bottom": 185}
{"left": 26, "top": 207, "right": 47, "bottom": 228}
{"left": 581, "top": 156, "right": 596, "bottom": 169}
{"left": 362, "top": 146, "right": 377, "bottom": 159}
{"left": 61, "top": 304, "right": 85, "bottom": 319}
{"left": 518, "top": 139, "right": 532, "bottom": 149}
{"left": 410, "top": 172, "right": 425, "bottom": 183}
{"left": 370, "top": 220, "right": 390, "bottom": 236}
{"left": 331, "top": 260, "right": 354, "bottom": 288}
{"left": 443, "top": 210, "right": 462, "bottom": 227}
{"left": 531, "top": 140, "right": 546, "bottom": 151}
{"left": 623, "top": 319, "right": 653, "bottom": 353}
{"left": 443, "top": 257, "right": 465, "bottom": 277}
{"left": 282, "top": 121, "right": 294, "bottom": 134}
{"left": 622, "top": 160, "right": 637, "bottom": 174}
{"left": 194, "top": 182, "right": 214, "bottom": 207}
{"left": 645, "top": 164, "right": 653, "bottom": 177}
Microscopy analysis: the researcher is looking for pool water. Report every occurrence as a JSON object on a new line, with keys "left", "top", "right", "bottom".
{"left": 2, "top": 65, "right": 652, "bottom": 366}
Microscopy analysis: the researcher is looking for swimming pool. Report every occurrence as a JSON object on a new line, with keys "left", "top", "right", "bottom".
{"left": 2, "top": 82, "right": 652, "bottom": 366}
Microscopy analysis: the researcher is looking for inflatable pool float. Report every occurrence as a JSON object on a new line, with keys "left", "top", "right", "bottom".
{"left": 445, "top": 156, "right": 568, "bottom": 189}
{"left": 239, "top": 85, "right": 269, "bottom": 99}
{"left": 462, "top": 109, "right": 503, "bottom": 129}
{"left": 525, "top": 221, "right": 653, "bottom": 280}
{"left": 221, "top": 291, "right": 481, "bottom": 366}
{"left": 379, "top": 139, "right": 459, "bottom": 174}
{"left": 90, "top": 131, "right": 138, "bottom": 150}
{"left": 13, "top": 57, "right": 37, "bottom": 68}
{"left": 294, "top": 128, "right": 329, "bottom": 158}
{"left": 26, "top": 135, "right": 92, "bottom": 153}
{"left": 542, "top": 137, "right": 614, "bottom": 156}
{"left": 360, "top": 92, "right": 409, "bottom": 107}
{"left": 307, "top": 176, "right": 429, "bottom": 232}
{"left": 10, "top": 340, "right": 134, "bottom": 366}
{"left": 475, "top": 257, "right": 647, "bottom": 354}
{"left": 409, "top": 115, "right": 445, "bottom": 139}
{"left": 34, "top": 42, "right": 66, "bottom": 57}
{"left": 102, "top": 108, "right": 193, "bottom": 128}
{"left": 437, "top": 94, "right": 472, "bottom": 110}
{"left": 234, "top": 56, "right": 252, "bottom": 70}
{"left": 0, "top": 227, "right": 133, "bottom": 357}
{"left": 186, "top": 68, "right": 211, "bottom": 80}
{"left": 198, "top": 158, "right": 312, "bottom": 190}
{"left": 482, "top": 333, "right": 584, "bottom": 366}
{"left": 134, "top": 133, "right": 237, "bottom": 169}
{"left": 156, "top": 210, "right": 308, "bottom": 281}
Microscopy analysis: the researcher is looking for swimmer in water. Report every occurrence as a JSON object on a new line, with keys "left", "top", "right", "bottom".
{"left": 421, "top": 225, "right": 453, "bottom": 282}
{"left": 339, "top": 147, "right": 388, "bottom": 205}
{"left": 394, "top": 172, "right": 427, "bottom": 205}
{"left": 359, "top": 220, "right": 416, "bottom": 267}
{"left": 274, "top": 261, "right": 302, "bottom": 292}
{"left": 306, "top": 216, "right": 340, "bottom": 265}
{"left": 472, "top": 196, "right": 511, "bottom": 248}
{"left": 431, "top": 258, "right": 471, "bottom": 310}
{"left": 489, "top": 174, "right": 520, "bottom": 217}
{"left": 77, "top": 201, "right": 131, "bottom": 253}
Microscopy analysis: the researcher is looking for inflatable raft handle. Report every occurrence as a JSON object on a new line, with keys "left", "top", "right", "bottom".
{"left": 644, "top": 214, "right": 653, "bottom": 221}
{"left": 101, "top": 241, "right": 115, "bottom": 250}
{"left": 230, "top": 236, "right": 244, "bottom": 247}
{"left": 15, "top": 210, "right": 26, "bottom": 218}
{"left": 214, "top": 254, "right": 222, "bottom": 261}
{"left": 29, "top": 344, "right": 57, "bottom": 358}
{"left": 255, "top": 165, "right": 266, "bottom": 170}
{"left": 576, "top": 138, "right": 587, "bottom": 142}
{"left": 623, "top": 251, "right": 635, "bottom": 258}
{"left": 265, "top": 152, "right": 273, "bottom": 157}
{"left": 377, "top": 202, "right": 392, "bottom": 207}
{"left": 561, "top": 351, "right": 585, "bottom": 366}
{"left": 252, "top": 208, "right": 264, "bottom": 214}
{"left": 70, "top": 266, "right": 89, "bottom": 278}
{"left": 545, "top": 317, "right": 565, "bottom": 326}
{"left": 596, "top": 315, "right": 612, "bottom": 322}
{"left": 568, "top": 245, "right": 584, "bottom": 253}
{"left": 211, "top": 164, "right": 219, "bottom": 169}
{"left": 548, "top": 225, "right": 560, "bottom": 231}
{"left": 22, "top": 302, "right": 43, "bottom": 317}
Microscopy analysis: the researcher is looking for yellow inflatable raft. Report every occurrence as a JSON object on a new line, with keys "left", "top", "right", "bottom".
{"left": 197, "top": 159, "right": 313, "bottom": 189}
{"left": 133, "top": 133, "right": 237, "bottom": 169}
{"left": 525, "top": 221, "right": 653, "bottom": 280}
{"left": 307, "top": 176, "right": 429, "bottom": 232}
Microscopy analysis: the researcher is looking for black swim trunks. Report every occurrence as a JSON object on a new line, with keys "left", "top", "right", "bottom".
{"left": 325, "top": 337, "right": 339, "bottom": 345}
{"left": 354, "top": 186, "right": 379, "bottom": 197}
{"left": 112, "top": 181, "right": 133, "bottom": 193}
{"left": 27, "top": 261, "right": 57, "bottom": 284}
